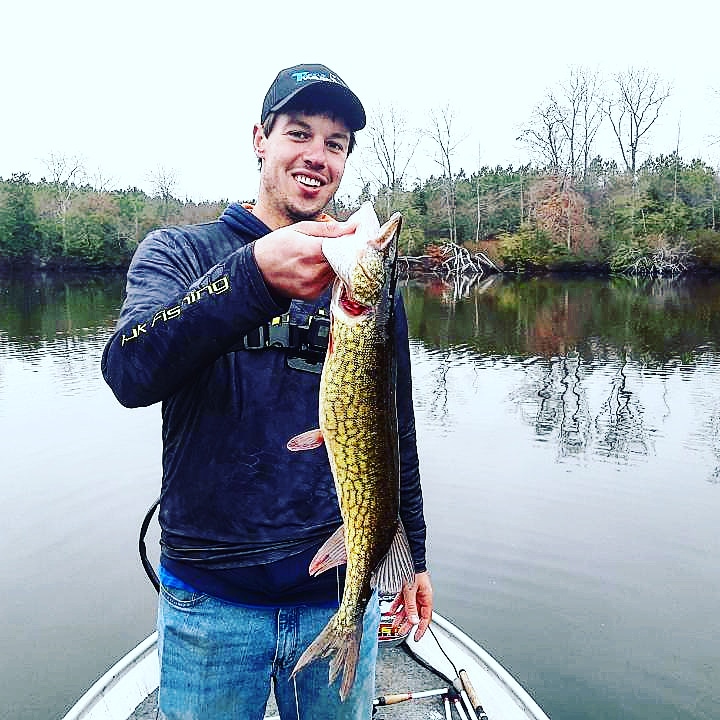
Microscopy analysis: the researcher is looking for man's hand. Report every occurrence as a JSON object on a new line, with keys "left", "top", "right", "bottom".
{"left": 388, "top": 571, "right": 433, "bottom": 642}
{"left": 253, "top": 218, "right": 358, "bottom": 300}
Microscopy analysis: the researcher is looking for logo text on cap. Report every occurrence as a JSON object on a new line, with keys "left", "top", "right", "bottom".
{"left": 291, "top": 71, "right": 343, "bottom": 86}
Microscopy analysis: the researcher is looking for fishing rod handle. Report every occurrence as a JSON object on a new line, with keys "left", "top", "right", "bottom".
{"left": 374, "top": 687, "right": 449, "bottom": 705}
{"left": 374, "top": 693, "right": 412, "bottom": 706}
{"left": 459, "top": 669, "right": 489, "bottom": 720}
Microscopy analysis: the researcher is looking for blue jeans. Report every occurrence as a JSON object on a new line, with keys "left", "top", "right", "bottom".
{"left": 157, "top": 583, "right": 380, "bottom": 720}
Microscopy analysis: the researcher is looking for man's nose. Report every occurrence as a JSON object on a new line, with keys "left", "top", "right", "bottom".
{"left": 303, "top": 136, "right": 327, "bottom": 168}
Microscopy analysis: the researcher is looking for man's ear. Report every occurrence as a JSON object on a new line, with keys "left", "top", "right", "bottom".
{"left": 253, "top": 123, "right": 265, "bottom": 160}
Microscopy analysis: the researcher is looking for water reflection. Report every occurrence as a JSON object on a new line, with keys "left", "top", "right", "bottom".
{"left": 594, "top": 354, "right": 653, "bottom": 461}
{"left": 515, "top": 350, "right": 655, "bottom": 462}
{"left": 0, "top": 272, "right": 126, "bottom": 397}
{"left": 404, "top": 273, "right": 720, "bottom": 361}
{"left": 2, "top": 271, "right": 719, "bottom": 720}
{"left": 693, "top": 387, "right": 720, "bottom": 484}
{"left": 403, "top": 274, "right": 720, "bottom": 476}
{"left": 0, "top": 272, "right": 125, "bottom": 343}
{"left": 553, "top": 352, "right": 591, "bottom": 455}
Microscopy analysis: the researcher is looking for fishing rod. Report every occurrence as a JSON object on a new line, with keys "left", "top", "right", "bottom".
{"left": 456, "top": 670, "right": 488, "bottom": 720}
{"left": 374, "top": 685, "right": 467, "bottom": 719}
{"left": 450, "top": 674, "right": 487, "bottom": 720}
{"left": 374, "top": 686, "right": 451, "bottom": 705}
{"left": 452, "top": 694, "right": 470, "bottom": 720}
{"left": 402, "top": 623, "right": 489, "bottom": 720}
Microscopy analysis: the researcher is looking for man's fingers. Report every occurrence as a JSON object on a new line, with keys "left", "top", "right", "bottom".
{"left": 292, "top": 218, "right": 358, "bottom": 238}
{"left": 403, "top": 586, "right": 420, "bottom": 625}
{"left": 413, "top": 618, "right": 430, "bottom": 642}
{"left": 413, "top": 605, "right": 433, "bottom": 641}
{"left": 388, "top": 591, "right": 403, "bottom": 615}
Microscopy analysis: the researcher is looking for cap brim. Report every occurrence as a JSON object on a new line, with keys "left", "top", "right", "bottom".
{"left": 269, "top": 82, "right": 366, "bottom": 131}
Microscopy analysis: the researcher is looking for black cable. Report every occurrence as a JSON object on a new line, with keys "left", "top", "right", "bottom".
{"left": 139, "top": 497, "right": 160, "bottom": 593}
{"left": 400, "top": 623, "right": 457, "bottom": 687}
{"left": 429, "top": 623, "right": 461, "bottom": 677}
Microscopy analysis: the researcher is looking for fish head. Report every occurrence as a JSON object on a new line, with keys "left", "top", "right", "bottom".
{"left": 322, "top": 202, "right": 402, "bottom": 321}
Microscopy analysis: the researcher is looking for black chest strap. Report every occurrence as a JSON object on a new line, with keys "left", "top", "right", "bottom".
{"left": 233, "top": 308, "right": 330, "bottom": 374}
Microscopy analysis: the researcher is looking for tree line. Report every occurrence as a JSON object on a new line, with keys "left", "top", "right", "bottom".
{"left": 355, "top": 66, "right": 720, "bottom": 275}
{"left": 2, "top": 66, "right": 719, "bottom": 274}
{"left": 0, "top": 169, "right": 226, "bottom": 270}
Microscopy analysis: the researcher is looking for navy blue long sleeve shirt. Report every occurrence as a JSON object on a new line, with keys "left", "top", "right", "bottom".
{"left": 101, "top": 204, "right": 426, "bottom": 603}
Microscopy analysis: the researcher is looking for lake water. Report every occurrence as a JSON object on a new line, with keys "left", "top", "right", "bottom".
{"left": 0, "top": 271, "right": 718, "bottom": 720}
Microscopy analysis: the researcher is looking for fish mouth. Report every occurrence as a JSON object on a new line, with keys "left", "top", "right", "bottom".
{"left": 338, "top": 283, "right": 371, "bottom": 317}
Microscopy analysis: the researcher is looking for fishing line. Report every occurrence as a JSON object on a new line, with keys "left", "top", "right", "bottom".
{"left": 428, "top": 624, "right": 461, "bottom": 679}
{"left": 292, "top": 674, "right": 301, "bottom": 720}
{"left": 400, "top": 623, "right": 487, "bottom": 719}
{"left": 400, "top": 625, "right": 455, "bottom": 687}
{"left": 418, "top": 628, "right": 487, "bottom": 720}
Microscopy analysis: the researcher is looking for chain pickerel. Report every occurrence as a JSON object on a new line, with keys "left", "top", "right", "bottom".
{"left": 287, "top": 202, "right": 415, "bottom": 700}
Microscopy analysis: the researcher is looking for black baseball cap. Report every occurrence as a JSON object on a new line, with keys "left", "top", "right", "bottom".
{"left": 261, "top": 64, "right": 366, "bottom": 131}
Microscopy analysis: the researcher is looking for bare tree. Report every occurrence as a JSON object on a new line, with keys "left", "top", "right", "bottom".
{"left": 44, "top": 153, "right": 85, "bottom": 254}
{"left": 520, "top": 67, "right": 603, "bottom": 183}
{"left": 149, "top": 166, "right": 178, "bottom": 222}
{"left": 564, "top": 67, "right": 604, "bottom": 183}
{"left": 360, "top": 105, "right": 421, "bottom": 217}
{"left": 604, "top": 68, "right": 671, "bottom": 178}
{"left": 519, "top": 95, "right": 567, "bottom": 175}
{"left": 426, "top": 105, "right": 466, "bottom": 244}
{"left": 88, "top": 167, "right": 115, "bottom": 194}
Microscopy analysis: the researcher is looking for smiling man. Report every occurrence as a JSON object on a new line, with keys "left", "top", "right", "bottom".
{"left": 102, "top": 63, "right": 432, "bottom": 720}
{"left": 253, "top": 113, "right": 350, "bottom": 225}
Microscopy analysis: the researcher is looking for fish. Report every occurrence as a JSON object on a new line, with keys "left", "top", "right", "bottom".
{"left": 287, "top": 202, "right": 415, "bottom": 700}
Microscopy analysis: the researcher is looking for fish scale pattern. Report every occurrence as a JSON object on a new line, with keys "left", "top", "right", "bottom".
{"left": 320, "top": 311, "right": 399, "bottom": 630}
{"left": 291, "top": 209, "right": 412, "bottom": 700}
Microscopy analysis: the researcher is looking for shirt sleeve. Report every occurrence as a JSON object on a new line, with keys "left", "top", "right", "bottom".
{"left": 101, "top": 226, "right": 289, "bottom": 408}
{"left": 394, "top": 294, "right": 428, "bottom": 573}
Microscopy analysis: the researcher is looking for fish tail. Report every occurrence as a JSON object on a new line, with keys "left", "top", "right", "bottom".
{"left": 291, "top": 615, "right": 363, "bottom": 701}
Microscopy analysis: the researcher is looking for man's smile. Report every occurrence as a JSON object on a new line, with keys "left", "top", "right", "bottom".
{"left": 294, "top": 173, "right": 324, "bottom": 188}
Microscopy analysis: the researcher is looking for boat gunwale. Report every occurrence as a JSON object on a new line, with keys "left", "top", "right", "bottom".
{"left": 61, "top": 632, "right": 159, "bottom": 720}
{"left": 61, "top": 614, "right": 549, "bottom": 720}
{"left": 425, "top": 613, "right": 548, "bottom": 719}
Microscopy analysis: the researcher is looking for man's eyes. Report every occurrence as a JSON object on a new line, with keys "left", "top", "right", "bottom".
{"left": 286, "top": 130, "right": 346, "bottom": 153}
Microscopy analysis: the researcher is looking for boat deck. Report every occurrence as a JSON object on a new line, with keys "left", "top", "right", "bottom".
{"left": 128, "top": 643, "right": 447, "bottom": 719}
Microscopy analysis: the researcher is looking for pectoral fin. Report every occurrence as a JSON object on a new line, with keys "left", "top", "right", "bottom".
{"left": 287, "top": 428, "right": 324, "bottom": 451}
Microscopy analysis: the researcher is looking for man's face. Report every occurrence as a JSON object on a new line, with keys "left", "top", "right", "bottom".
{"left": 253, "top": 112, "right": 351, "bottom": 227}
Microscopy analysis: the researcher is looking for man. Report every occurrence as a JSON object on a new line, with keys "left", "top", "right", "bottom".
{"left": 102, "top": 63, "right": 432, "bottom": 720}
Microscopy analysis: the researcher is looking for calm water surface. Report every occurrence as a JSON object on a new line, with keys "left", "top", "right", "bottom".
{"left": 0, "top": 272, "right": 718, "bottom": 720}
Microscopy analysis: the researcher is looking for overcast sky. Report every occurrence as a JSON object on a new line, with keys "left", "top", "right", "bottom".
{"left": 2, "top": 0, "right": 719, "bottom": 203}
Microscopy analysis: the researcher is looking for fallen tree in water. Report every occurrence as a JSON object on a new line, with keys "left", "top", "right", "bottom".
{"left": 610, "top": 240, "right": 692, "bottom": 276}
{"left": 400, "top": 242, "right": 502, "bottom": 277}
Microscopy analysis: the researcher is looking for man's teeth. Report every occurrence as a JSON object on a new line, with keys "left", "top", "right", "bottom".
{"left": 296, "top": 175, "right": 321, "bottom": 187}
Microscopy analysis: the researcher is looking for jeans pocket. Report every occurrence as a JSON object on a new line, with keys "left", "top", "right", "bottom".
{"left": 160, "top": 582, "right": 210, "bottom": 610}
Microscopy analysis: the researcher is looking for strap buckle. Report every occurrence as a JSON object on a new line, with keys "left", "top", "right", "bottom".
{"left": 267, "top": 313, "right": 292, "bottom": 348}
